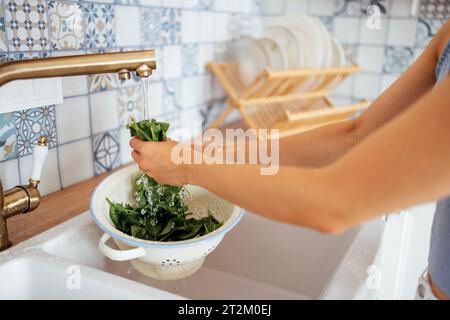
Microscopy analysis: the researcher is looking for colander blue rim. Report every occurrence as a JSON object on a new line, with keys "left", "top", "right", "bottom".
{"left": 89, "top": 176, "right": 245, "bottom": 249}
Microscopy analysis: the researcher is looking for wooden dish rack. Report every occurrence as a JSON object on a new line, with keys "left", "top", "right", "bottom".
{"left": 206, "top": 62, "right": 370, "bottom": 138}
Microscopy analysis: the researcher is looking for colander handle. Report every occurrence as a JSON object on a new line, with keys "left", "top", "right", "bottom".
{"left": 99, "top": 233, "right": 146, "bottom": 261}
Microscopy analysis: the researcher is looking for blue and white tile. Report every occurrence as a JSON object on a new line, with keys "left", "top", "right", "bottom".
{"left": 198, "top": 0, "right": 214, "bottom": 11}
{"left": 317, "top": 16, "right": 333, "bottom": 33}
{"left": 5, "top": 0, "right": 50, "bottom": 51}
{"left": 115, "top": 0, "right": 139, "bottom": 5}
{"left": 181, "top": 9, "right": 199, "bottom": 43}
{"left": 115, "top": 5, "right": 140, "bottom": 47}
{"left": 309, "top": 0, "right": 336, "bottom": 16}
{"left": 56, "top": 96, "right": 90, "bottom": 145}
{"left": 416, "top": 18, "right": 445, "bottom": 48}
{"left": 83, "top": 2, "right": 115, "bottom": 49}
{"left": 356, "top": 46, "right": 385, "bottom": 73}
{"left": 163, "top": 79, "right": 182, "bottom": 112}
{"left": 58, "top": 138, "right": 94, "bottom": 188}
{"left": 90, "top": 90, "right": 119, "bottom": 135}
{"left": 359, "top": 16, "right": 388, "bottom": 45}
{"left": 92, "top": 129, "right": 121, "bottom": 175}
{"left": 335, "top": 0, "right": 388, "bottom": 16}
{"left": 163, "top": 0, "right": 181, "bottom": 8}
{"left": 419, "top": 0, "right": 450, "bottom": 19}
{"left": 0, "top": 159, "right": 20, "bottom": 189}
{"left": 333, "top": 17, "right": 360, "bottom": 44}
{"left": 0, "top": 113, "right": 18, "bottom": 161}
{"left": 386, "top": 19, "right": 417, "bottom": 47}
{"left": 353, "top": 73, "right": 382, "bottom": 100}
{"left": 182, "top": 44, "right": 198, "bottom": 77}
{"left": 146, "top": 81, "right": 164, "bottom": 117}
{"left": 161, "top": 8, "right": 181, "bottom": 45}
{"left": 19, "top": 149, "right": 60, "bottom": 196}
{"left": 119, "top": 127, "right": 133, "bottom": 164}
{"left": 181, "top": 75, "right": 210, "bottom": 109}
{"left": 0, "top": 2, "right": 7, "bottom": 51}
{"left": 48, "top": 0, "right": 85, "bottom": 50}
{"left": 118, "top": 85, "right": 143, "bottom": 126}
{"left": 163, "top": 45, "right": 182, "bottom": 79}
{"left": 200, "top": 99, "right": 226, "bottom": 128}
{"left": 214, "top": 12, "right": 231, "bottom": 42}
{"left": 198, "top": 43, "right": 214, "bottom": 74}
{"left": 390, "top": 0, "right": 414, "bottom": 17}
{"left": 383, "top": 46, "right": 414, "bottom": 75}
{"left": 140, "top": 7, "right": 163, "bottom": 46}
{"left": 14, "top": 106, "right": 57, "bottom": 157}
{"left": 140, "top": 0, "right": 162, "bottom": 6}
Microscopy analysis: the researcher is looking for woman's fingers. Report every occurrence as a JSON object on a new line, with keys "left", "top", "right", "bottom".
{"left": 129, "top": 136, "right": 145, "bottom": 151}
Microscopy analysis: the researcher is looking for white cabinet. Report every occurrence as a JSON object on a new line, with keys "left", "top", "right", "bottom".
{"left": 0, "top": 78, "right": 63, "bottom": 114}
{"left": 379, "top": 203, "right": 435, "bottom": 299}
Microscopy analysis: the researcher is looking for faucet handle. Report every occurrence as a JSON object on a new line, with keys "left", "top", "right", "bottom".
{"left": 29, "top": 136, "right": 49, "bottom": 188}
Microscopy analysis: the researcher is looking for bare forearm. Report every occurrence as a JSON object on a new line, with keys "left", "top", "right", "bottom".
{"left": 187, "top": 163, "right": 340, "bottom": 232}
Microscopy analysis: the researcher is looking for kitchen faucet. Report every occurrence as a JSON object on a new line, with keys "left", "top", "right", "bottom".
{"left": 0, "top": 50, "right": 157, "bottom": 251}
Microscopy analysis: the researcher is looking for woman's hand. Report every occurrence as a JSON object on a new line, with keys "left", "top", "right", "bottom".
{"left": 129, "top": 137, "right": 188, "bottom": 186}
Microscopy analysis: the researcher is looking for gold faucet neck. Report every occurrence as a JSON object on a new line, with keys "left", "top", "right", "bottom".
{"left": 0, "top": 50, "right": 157, "bottom": 86}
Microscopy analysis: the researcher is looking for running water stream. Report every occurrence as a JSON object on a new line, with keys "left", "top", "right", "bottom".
{"left": 141, "top": 77, "right": 150, "bottom": 119}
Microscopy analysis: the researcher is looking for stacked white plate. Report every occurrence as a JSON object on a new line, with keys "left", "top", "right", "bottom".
{"left": 232, "top": 14, "right": 346, "bottom": 90}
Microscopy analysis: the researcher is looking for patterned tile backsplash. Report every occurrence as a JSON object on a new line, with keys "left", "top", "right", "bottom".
{"left": 0, "top": 0, "right": 448, "bottom": 197}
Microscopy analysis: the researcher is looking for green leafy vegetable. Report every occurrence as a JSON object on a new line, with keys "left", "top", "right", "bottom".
{"left": 106, "top": 118, "right": 222, "bottom": 242}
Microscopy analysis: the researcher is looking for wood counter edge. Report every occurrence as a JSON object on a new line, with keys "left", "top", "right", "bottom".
{"left": 7, "top": 165, "right": 128, "bottom": 245}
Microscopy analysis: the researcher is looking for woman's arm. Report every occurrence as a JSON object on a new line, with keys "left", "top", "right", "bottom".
{"left": 189, "top": 74, "right": 450, "bottom": 233}
{"left": 130, "top": 73, "right": 450, "bottom": 234}
{"left": 275, "top": 22, "right": 442, "bottom": 167}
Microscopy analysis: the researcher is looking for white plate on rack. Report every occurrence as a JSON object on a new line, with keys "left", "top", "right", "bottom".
{"left": 259, "top": 37, "right": 288, "bottom": 71}
{"left": 327, "top": 37, "right": 347, "bottom": 90}
{"left": 233, "top": 37, "right": 270, "bottom": 87}
{"left": 263, "top": 26, "right": 303, "bottom": 69}
{"left": 279, "top": 14, "right": 324, "bottom": 91}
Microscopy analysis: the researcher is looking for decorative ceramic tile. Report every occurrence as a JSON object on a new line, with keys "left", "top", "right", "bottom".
{"left": 163, "top": 79, "right": 182, "bottom": 112}
{"left": 419, "top": 0, "right": 450, "bottom": 19}
{"left": 90, "top": 90, "right": 119, "bottom": 135}
{"left": 416, "top": 17, "right": 445, "bottom": 47}
{"left": 335, "top": 0, "right": 388, "bottom": 16}
{"left": 140, "top": 7, "right": 163, "bottom": 46}
{"left": 0, "top": 113, "right": 18, "bottom": 161}
{"left": 383, "top": 46, "right": 414, "bottom": 75}
{"left": 7, "top": 51, "right": 48, "bottom": 61}
{"left": 14, "top": 105, "right": 57, "bottom": 157}
{"left": 182, "top": 44, "right": 198, "bottom": 76}
{"left": 83, "top": 2, "right": 115, "bottom": 49}
{"left": 161, "top": 8, "right": 181, "bottom": 45}
{"left": 199, "top": 0, "right": 214, "bottom": 10}
{"left": 48, "top": 0, "right": 85, "bottom": 50}
{"left": 0, "top": 2, "right": 7, "bottom": 51}
{"left": 317, "top": 16, "right": 334, "bottom": 33}
{"left": 118, "top": 85, "right": 143, "bottom": 125}
{"left": 88, "top": 71, "right": 118, "bottom": 92}
{"left": 200, "top": 99, "right": 226, "bottom": 128}
{"left": 92, "top": 129, "right": 121, "bottom": 175}
{"left": 5, "top": 0, "right": 50, "bottom": 51}
{"left": 115, "top": 0, "right": 139, "bottom": 5}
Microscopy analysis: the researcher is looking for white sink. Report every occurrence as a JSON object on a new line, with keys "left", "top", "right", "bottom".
{"left": 0, "top": 209, "right": 384, "bottom": 299}
{"left": 35, "top": 211, "right": 384, "bottom": 299}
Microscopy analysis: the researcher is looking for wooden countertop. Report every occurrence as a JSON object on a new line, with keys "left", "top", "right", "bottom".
{"left": 8, "top": 167, "right": 125, "bottom": 245}
{"left": 7, "top": 119, "right": 249, "bottom": 246}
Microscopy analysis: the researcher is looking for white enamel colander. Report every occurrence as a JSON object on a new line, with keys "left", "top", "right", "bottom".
{"left": 90, "top": 165, "right": 244, "bottom": 281}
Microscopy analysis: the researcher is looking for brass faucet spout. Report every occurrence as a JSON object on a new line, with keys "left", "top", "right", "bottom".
{"left": 0, "top": 50, "right": 156, "bottom": 86}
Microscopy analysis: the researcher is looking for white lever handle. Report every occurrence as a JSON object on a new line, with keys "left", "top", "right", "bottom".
{"left": 30, "top": 136, "right": 48, "bottom": 185}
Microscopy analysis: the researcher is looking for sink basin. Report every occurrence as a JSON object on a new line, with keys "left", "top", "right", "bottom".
{"left": 40, "top": 211, "right": 384, "bottom": 299}
{"left": 0, "top": 254, "right": 182, "bottom": 299}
